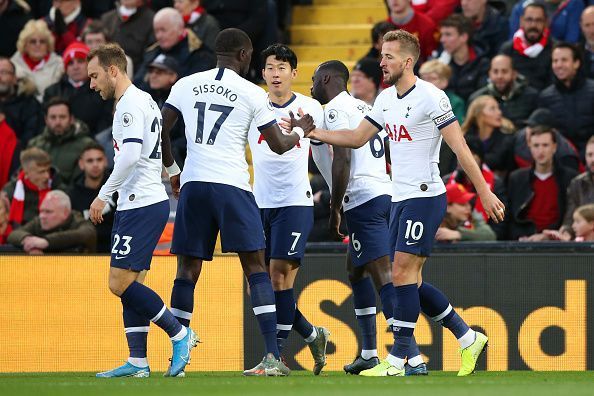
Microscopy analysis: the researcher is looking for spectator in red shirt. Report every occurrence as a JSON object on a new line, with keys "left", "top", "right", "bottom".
{"left": 385, "top": 0, "right": 438, "bottom": 62}
{"left": 508, "top": 127, "right": 577, "bottom": 240}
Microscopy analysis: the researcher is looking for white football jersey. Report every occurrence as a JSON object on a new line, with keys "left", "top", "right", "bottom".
{"left": 324, "top": 91, "right": 391, "bottom": 211}
{"left": 165, "top": 67, "right": 276, "bottom": 191}
{"left": 366, "top": 78, "right": 455, "bottom": 202}
{"left": 248, "top": 92, "right": 324, "bottom": 208}
{"left": 110, "top": 84, "right": 168, "bottom": 210}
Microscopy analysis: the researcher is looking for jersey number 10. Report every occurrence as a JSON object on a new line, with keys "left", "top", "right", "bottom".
{"left": 194, "top": 101, "right": 234, "bottom": 145}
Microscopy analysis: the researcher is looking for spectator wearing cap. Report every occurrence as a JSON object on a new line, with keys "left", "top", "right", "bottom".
{"left": 10, "top": 19, "right": 64, "bottom": 101}
{"left": 81, "top": 20, "right": 134, "bottom": 78}
{"left": 42, "top": 0, "right": 90, "bottom": 54}
{"left": 385, "top": 0, "right": 438, "bottom": 63}
{"left": 43, "top": 41, "right": 113, "bottom": 136}
{"left": 419, "top": 59, "right": 466, "bottom": 123}
{"left": 101, "top": 0, "right": 155, "bottom": 69}
{"left": 507, "top": 127, "right": 578, "bottom": 240}
{"left": 442, "top": 134, "right": 508, "bottom": 239}
{"left": 460, "top": 0, "right": 508, "bottom": 58}
{"left": 350, "top": 58, "right": 381, "bottom": 105}
{"left": 468, "top": 54, "right": 538, "bottom": 129}
{"left": 513, "top": 108, "right": 582, "bottom": 172}
{"left": 174, "top": 0, "right": 220, "bottom": 52}
{"left": 436, "top": 183, "right": 496, "bottom": 242}
{"left": 133, "top": 7, "right": 215, "bottom": 88}
{"left": 538, "top": 42, "right": 594, "bottom": 156}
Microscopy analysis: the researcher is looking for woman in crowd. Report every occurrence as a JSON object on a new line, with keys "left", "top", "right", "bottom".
{"left": 10, "top": 20, "right": 63, "bottom": 101}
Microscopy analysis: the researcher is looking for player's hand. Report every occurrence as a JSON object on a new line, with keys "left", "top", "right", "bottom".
{"left": 478, "top": 190, "right": 505, "bottom": 223}
{"left": 170, "top": 174, "right": 181, "bottom": 199}
{"left": 89, "top": 197, "right": 107, "bottom": 225}
{"left": 329, "top": 208, "right": 345, "bottom": 241}
{"left": 291, "top": 108, "right": 315, "bottom": 134}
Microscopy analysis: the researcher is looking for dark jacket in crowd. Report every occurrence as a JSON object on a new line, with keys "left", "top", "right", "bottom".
{"left": 472, "top": 5, "right": 509, "bottom": 59}
{"left": 101, "top": 6, "right": 155, "bottom": 69}
{"left": 134, "top": 29, "right": 216, "bottom": 89}
{"left": 507, "top": 164, "right": 577, "bottom": 239}
{"left": 446, "top": 47, "right": 490, "bottom": 101}
{"left": 0, "top": 0, "right": 31, "bottom": 57}
{"left": 203, "top": 0, "right": 267, "bottom": 42}
{"left": 537, "top": 74, "right": 594, "bottom": 154}
{"left": 43, "top": 77, "right": 113, "bottom": 136}
{"left": 468, "top": 76, "right": 538, "bottom": 129}
{"left": 563, "top": 171, "right": 594, "bottom": 227}
{"left": 513, "top": 128, "right": 582, "bottom": 172}
{"left": 0, "top": 80, "right": 44, "bottom": 146}
{"left": 580, "top": 42, "right": 594, "bottom": 80}
{"left": 7, "top": 210, "right": 96, "bottom": 252}
{"left": 67, "top": 172, "right": 115, "bottom": 253}
{"left": 187, "top": 12, "right": 220, "bottom": 52}
{"left": 499, "top": 38, "right": 553, "bottom": 91}
{"left": 27, "top": 121, "right": 95, "bottom": 185}
{"left": 465, "top": 126, "right": 515, "bottom": 174}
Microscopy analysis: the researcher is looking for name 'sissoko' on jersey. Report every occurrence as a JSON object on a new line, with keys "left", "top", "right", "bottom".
{"left": 192, "top": 84, "right": 238, "bottom": 102}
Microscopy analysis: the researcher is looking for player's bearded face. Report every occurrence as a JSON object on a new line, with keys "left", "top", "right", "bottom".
{"left": 383, "top": 59, "right": 405, "bottom": 85}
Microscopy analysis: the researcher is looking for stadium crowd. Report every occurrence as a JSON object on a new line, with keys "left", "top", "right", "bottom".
{"left": 0, "top": 0, "right": 593, "bottom": 253}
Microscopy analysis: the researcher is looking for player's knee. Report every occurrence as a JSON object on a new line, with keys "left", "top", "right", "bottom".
{"left": 108, "top": 279, "right": 124, "bottom": 297}
{"left": 176, "top": 256, "right": 202, "bottom": 283}
{"left": 392, "top": 265, "right": 416, "bottom": 285}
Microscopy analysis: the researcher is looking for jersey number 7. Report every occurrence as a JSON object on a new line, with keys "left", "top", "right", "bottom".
{"left": 194, "top": 101, "right": 234, "bottom": 145}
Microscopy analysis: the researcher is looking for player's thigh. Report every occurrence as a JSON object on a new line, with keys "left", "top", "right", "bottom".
{"left": 345, "top": 195, "right": 391, "bottom": 268}
{"left": 266, "top": 206, "right": 313, "bottom": 263}
{"left": 110, "top": 200, "right": 169, "bottom": 272}
{"left": 216, "top": 185, "right": 264, "bottom": 253}
{"left": 171, "top": 182, "right": 219, "bottom": 260}
{"left": 391, "top": 193, "right": 446, "bottom": 258}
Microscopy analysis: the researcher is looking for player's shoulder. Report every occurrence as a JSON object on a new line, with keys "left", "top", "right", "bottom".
{"left": 293, "top": 92, "right": 322, "bottom": 111}
{"left": 373, "top": 85, "right": 394, "bottom": 105}
{"left": 119, "top": 85, "right": 148, "bottom": 111}
{"left": 416, "top": 78, "right": 446, "bottom": 98}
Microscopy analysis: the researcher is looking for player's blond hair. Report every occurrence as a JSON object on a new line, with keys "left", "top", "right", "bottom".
{"left": 419, "top": 59, "right": 452, "bottom": 81}
{"left": 383, "top": 30, "right": 420, "bottom": 64}
{"left": 87, "top": 43, "right": 128, "bottom": 73}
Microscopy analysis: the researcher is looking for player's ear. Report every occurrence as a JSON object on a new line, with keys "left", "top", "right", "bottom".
{"left": 322, "top": 74, "right": 331, "bottom": 84}
{"left": 291, "top": 68, "right": 297, "bottom": 79}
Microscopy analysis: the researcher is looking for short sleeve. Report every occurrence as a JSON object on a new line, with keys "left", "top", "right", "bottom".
{"left": 364, "top": 92, "right": 385, "bottom": 132}
{"left": 427, "top": 89, "right": 457, "bottom": 130}
{"left": 310, "top": 99, "right": 325, "bottom": 131}
{"left": 252, "top": 88, "right": 277, "bottom": 131}
{"left": 324, "top": 104, "right": 350, "bottom": 131}
{"left": 120, "top": 101, "right": 146, "bottom": 143}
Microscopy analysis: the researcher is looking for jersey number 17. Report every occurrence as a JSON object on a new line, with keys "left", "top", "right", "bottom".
{"left": 194, "top": 101, "right": 234, "bottom": 145}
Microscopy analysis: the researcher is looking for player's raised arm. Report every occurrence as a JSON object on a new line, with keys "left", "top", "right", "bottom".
{"left": 441, "top": 121, "right": 506, "bottom": 223}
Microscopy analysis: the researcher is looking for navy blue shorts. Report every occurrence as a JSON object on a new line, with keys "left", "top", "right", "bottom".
{"left": 110, "top": 200, "right": 169, "bottom": 271}
{"left": 389, "top": 193, "right": 446, "bottom": 259}
{"left": 261, "top": 206, "right": 313, "bottom": 263}
{"left": 344, "top": 195, "right": 391, "bottom": 267}
{"left": 171, "top": 181, "right": 266, "bottom": 260}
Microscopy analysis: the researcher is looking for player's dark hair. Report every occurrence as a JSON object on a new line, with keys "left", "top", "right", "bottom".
{"left": 87, "top": 43, "right": 127, "bottom": 73}
{"left": 261, "top": 44, "right": 298, "bottom": 70}
{"left": 553, "top": 42, "right": 582, "bottom": 63}
{"left": 44, "top": 96, "right": 71, "bottom": 115}
{"left": 215, "top": 28, "right": 252, "bottom": 55}
{"left": 318, "top": 60, "right": 350, "bottom": 85}
{"left": 440, "top": 14, "right": 474, "bottom": 42}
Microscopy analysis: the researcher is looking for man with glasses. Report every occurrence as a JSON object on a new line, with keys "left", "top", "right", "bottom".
{"left": 500, "top": 1, "right": 553, "bottom": 90}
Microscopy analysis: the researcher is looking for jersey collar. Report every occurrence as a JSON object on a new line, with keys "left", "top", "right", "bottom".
{"left": 270, "top": 93, "right": 297, "bottom": 108}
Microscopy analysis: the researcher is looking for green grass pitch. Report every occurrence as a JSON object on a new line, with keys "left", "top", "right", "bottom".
{"left": 1, "top": 371, "right": 593, "bottom": 396}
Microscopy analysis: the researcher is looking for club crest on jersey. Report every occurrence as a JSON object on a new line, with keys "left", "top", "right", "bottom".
{"left": 327, "top": 109, "right": 338, "bottom": 123}
{"left": 405, "top": 106, "right": 412, "bottom": 118}
{"left": 122, "top": 112, "right": 133, "bottom": 127}
{"left": 385, "top": 124, "right": 412, "bottom": 142}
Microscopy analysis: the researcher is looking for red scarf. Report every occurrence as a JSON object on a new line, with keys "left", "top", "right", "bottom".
{"left": 513, "top": 28, "right": 550, "bottom": 58}
{"left": 23, "top": 53, "right": 50, "bottom": 72}
{"left": 183, "top": 6, "right": 205, "bottom": 24}
{"left": 8, "top": 171, "right": 51, "bottom": 227}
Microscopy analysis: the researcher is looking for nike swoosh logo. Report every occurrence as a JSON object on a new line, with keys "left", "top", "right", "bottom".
{"left": 114, "top": 255, "right": 127, "bottom": 259}
{"left": 287, "top": 251, "right": 298, "bottom": 256}
{"left": 356, "top": 252, "right": 363, "bottom": 258}
{"left": 405, "top": 241, "right": 418, "bottom": 246}
{"left": 382, "top": 109, "right": 389, "bottom": 112}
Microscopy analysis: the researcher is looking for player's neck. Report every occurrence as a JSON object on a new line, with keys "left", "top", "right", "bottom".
{"left": 268, "top": 90, "right": 293, "bottom": 106}
{"left": 114, "top": 77, "right": 132, "bottom": 103}
{"left": 216, "top": 60, "right": 241, "bottom": 76}
{"left": 395, "top": 73, "right": 416, "bottom": 97}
